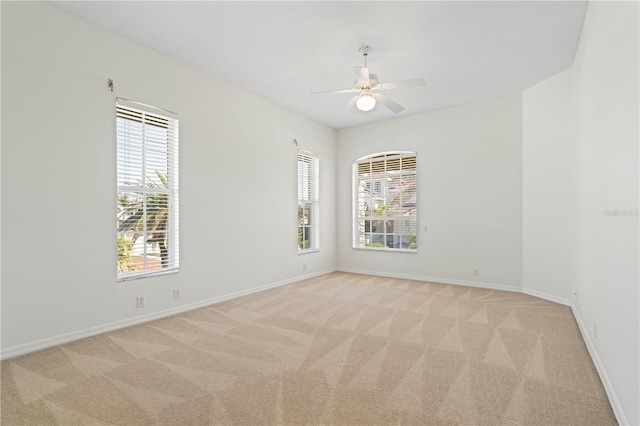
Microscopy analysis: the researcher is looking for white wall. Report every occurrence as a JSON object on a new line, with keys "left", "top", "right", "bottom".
{"left": 522, "top": 68, "right": 578, "bottom": 305}
{"left": 573, "top": 2, "right": 639, "bottom": 423}
{"left": 523, "top": 2, "right": 639, "bottom": 424}
{"left": 1, "top": 2, "right": 337, "bottom": 357}
{"left": 337, "top": 94, "right": 523, "bottom": 291}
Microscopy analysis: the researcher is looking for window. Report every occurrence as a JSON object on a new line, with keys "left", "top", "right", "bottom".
{"left": 365, "top": 181, "right": 382, "bottom": 194}
{"left": 116, "top": 99, "right": 179, "bottom": 280}
{"left": 298, "top": 151, "right": 319, "bottom": 252}
{"left": 353, "top": 152, "right": 417, "bottom": 251}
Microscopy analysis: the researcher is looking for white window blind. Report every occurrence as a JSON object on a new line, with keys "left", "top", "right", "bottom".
{"left": 116, "top": 99, "right": 179, "bottom": 280}
{"left": 353, "top": 152, "right": 417, "bottom": 251}
{"left": 298, "top": 151, "right": 319, "bottom": 252}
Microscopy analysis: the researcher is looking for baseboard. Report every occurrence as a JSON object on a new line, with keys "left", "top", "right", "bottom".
{"left": 521, "top": 287, "right": 572, "bottom": 307}
{"left": 337, "top": 267, "right": 522, "bottom": 293}
{"left": 571, "top": 305, "right": 628, "bottom": 425}
{"left": 0, "top": 268, "right": 336, "bottom": 360}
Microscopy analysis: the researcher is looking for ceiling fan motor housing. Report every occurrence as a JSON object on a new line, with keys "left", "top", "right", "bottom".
{"left": 355, "top": 74, "right": 379, "bottom": 90}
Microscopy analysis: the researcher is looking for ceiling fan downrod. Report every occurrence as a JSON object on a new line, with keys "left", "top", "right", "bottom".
{"left": 359, "top": 45, "right": 371, "bottom": 68}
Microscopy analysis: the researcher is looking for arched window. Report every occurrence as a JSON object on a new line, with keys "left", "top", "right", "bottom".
{"left": 353, "top": 152, "right": 417, "bottom": 251}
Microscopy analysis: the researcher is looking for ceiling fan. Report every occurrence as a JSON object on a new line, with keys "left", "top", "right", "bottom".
{"left": 311, "top": 46, "right": 425, "bottom": 113}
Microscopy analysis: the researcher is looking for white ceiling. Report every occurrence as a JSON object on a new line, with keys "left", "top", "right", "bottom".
{"left": 55, "top": 1, "right": 588, "bottom": 129}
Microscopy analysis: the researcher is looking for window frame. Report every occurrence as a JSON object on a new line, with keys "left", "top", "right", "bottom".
{"left": 116, "top": 98, "right": 179, "bottom": 281}
{"left": 352, "top": 151, "right": 417, "bottom": 252}
{"left": 297, "top": 150, "right": 319, "bottom": 253}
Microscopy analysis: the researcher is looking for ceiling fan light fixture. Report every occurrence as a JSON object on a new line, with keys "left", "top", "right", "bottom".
{"left": 356, "top": 93, "right": 376, "bottom": 111}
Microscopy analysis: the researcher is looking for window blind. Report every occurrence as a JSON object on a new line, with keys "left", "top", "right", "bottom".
{"left": 116, "top": 99, "right": 179, "bottom": 280}
{"left": 353, "top": 152, "right": 417, "bottom": 251}
{"left": 298, "top": 151, "right": 319, "bottom": 252}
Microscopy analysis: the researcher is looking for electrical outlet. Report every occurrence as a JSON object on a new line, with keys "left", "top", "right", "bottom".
{"left": 593, "top": 322, "right": 598, "bottom": 339}
{"left": 136, "top": 295, "right": 145, "bottom": 308}
{"left": 302, "top": 263, "right": 307, "bottom": 271}
{"left": 173, "top": 288, "right": 181, "bottom": 299}
{"left": 473, "top": 268, "right": 480, "bottom": 277}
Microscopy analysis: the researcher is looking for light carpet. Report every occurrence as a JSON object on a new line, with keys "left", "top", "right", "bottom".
{"left": 1, "top": 272, "right": 616, "bottom": 425}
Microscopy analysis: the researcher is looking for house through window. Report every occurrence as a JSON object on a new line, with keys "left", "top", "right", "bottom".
{"left": 298, "top": 151, "right": 319, "bottom": 252}
{"left": 353, "top": 152, "right": 417, "bottom": 251}
{"left": 116, "top": 99, "right": 179, "bottom": 280}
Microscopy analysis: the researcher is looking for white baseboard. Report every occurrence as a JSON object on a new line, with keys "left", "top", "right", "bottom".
{"left": 571, "top": 305, "right": 627, "bottom": 425}
{"left": 521, "top": 287, "right": 572, "bottom": 306}
{"left": 337, "top": 267, "right": 522, "bottom": 293}
{"left": 0, "top": 268, "right": 336, "bottom": 360}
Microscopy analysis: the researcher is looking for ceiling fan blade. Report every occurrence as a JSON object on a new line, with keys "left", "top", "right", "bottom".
{"left": 354, "top": 66, "right": 370, "bottom": 84}
{"left": 380, "top": 78, "right": 426, "bottom": 90}
{"left": 375, "top": 93, "right": 405, "bottom": 113}
{"left": 341, "top": 95, "right": 359, "bottom": 114}
{"left": 311, "top": 88, "right": 357, "bottom": 95}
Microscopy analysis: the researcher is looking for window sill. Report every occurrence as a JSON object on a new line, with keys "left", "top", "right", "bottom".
{"left": 118, "top": 267, "right": 179, "bottom": 282}
{"left": 298, "top": 249, "right": 319, "bottom": 255}
{"left": 352, "top": 247, "right": 417, "bottom": 254}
